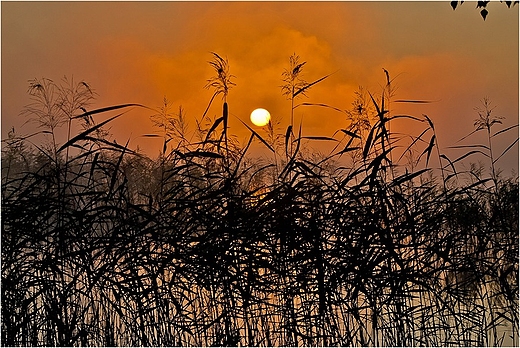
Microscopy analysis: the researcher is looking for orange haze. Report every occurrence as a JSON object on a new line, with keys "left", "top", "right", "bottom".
{"left": 2, "top": 1, "right": 518, "bottom": 173}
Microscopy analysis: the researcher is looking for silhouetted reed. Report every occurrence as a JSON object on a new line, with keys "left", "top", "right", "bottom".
{"left": 2, "top": 59, "right": 518, "bottom": 346}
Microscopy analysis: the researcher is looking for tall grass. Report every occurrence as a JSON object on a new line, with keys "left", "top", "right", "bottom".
{"left": 2, "top": 59, "right": 518, "bottom": 346}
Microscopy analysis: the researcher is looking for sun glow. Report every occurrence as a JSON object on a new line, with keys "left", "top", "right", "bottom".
{"left": 250, "top": 108, "right": 271, "bottom": 127}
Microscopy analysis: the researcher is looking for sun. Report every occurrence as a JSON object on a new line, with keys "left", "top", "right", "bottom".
{"left": 250, "top": 108, "right": 271, "bottom": 127}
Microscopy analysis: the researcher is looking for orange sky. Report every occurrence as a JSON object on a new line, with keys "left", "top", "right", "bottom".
{"left": 2, "top": 1, "right": 518, "bottom": 173}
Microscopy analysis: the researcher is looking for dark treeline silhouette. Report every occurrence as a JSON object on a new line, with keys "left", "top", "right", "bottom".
{"left": 2, "top": 56, "right": 518, "bottom": 346}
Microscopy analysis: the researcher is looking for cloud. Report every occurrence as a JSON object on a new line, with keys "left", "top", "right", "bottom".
{"left": 2, "top": 2, "right": 517, "bottom": 169}
{"left": 89, "top": 17, "right": 344, "bottom": 153}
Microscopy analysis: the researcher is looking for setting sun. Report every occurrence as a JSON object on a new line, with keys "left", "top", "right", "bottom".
{"left": 250, "top": 108, "right": 271, "bottom": 127}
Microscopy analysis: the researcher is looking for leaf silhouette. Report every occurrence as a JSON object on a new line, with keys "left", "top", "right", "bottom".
{"left": 71, "top": 103, "right": 147, "bottom": 119}
{"left": 492, "top": 124, "right": 518, "bottom": 137}
{"left": 204, "top": 116, "right": 224, "bottom": 144}
{"left": 338, "top": 146, "right": 360, "bottom": 155}
{"left": 285, "top": 125, "right": 293, "bottom": 156}
{"left": 451, "top": 150, "right": 489, "bottom": 165}
{"left": 448, "top": 144, "right": 490, "bottom": 150}
{"left": 298, "top": 136, "right": 338, "bottom": 142}
{"left": 424, "top": 135, "right": 436, "bottom": 167}
{"left": 293, "top": 74, "right": 330, "bottom": 98}
{"left": 294, "top": 102, "right": 345, "bottom": 114}
{"left": 424, "top": 114, "right": 435, "bottom": 130}
{"left": 339, "top": 129, "right": 361, "bottom": 139}
{"left": 481, "top": 8, "right": 488, "bottom": 20}
{"left": 440, "top": 153, "right": 458, "bottom": 176}
{"left": 82, "top": 136, "right": 140, "bottom": 155}
{"left": 363, "top": 125, "right": 376, "bottom": 160}
{"left": 397, "top": 128, "right": 430, "bottom": 163}
{"left": 494, "top": 138, "right": 519, "bottom": 163}
{"left": 236, "top": 117, "right": 275, "bottom": 153}
{"left": 391, "top": 168, "right": 430, "bottom": 186}
{"left": 394, "top": 99, "right": 434, "bottom": 104}
{"left": 58, "top": 113, "right": 124, "bottom": 152}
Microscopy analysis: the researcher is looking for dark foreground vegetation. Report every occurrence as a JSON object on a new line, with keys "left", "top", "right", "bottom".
{"left": 2, "top": 55, "right": 518, "bottom": 346}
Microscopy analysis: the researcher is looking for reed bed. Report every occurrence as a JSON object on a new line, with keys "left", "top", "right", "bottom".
{"left": 2, "top": 58, "right": 518, "bottom": 346}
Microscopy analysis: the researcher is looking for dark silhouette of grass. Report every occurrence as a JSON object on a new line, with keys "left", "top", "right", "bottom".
{"left": 1, "top": 60, "right": 518, "bottom": 346}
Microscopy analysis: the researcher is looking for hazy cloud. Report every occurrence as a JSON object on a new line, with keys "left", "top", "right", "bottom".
{"left": 2, "top": 1, "right": 517, "bottom": 169}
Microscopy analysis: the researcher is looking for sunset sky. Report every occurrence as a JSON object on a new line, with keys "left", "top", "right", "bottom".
{"left": 2, "top": 1, "right": 518, "bottom": 173}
